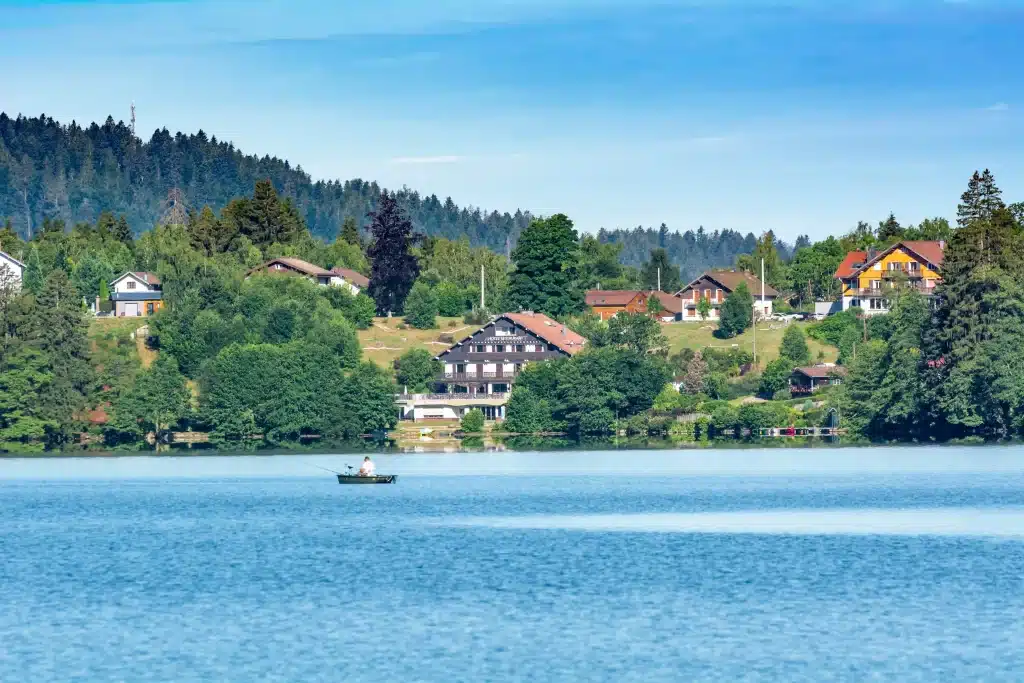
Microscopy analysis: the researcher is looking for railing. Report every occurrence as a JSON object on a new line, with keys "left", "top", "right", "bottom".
{"left": 443, "top": 372, "right": 479, "bottom": 380}
{"left": 845, "top": 285, "right": 934, "bottom": 297}
{"left": 396, "top": 393, "right": 509, "bottom": 401}
{"left": 881, "top": 265, "right": 924, "bottom": 277}
{"left": 443, "top": 370, "right": 521, "bottom": 380}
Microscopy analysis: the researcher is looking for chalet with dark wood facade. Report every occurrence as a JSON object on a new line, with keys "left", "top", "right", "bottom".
{"left": 790, "top": 365, "right": 847, "bottom": 396}
{"left": 396, "top": 312, "right": 586, "bottom": 421}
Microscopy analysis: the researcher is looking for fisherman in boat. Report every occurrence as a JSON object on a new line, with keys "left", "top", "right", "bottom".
{"left": 358, "top": 456, "right": 376, "bottom": 477}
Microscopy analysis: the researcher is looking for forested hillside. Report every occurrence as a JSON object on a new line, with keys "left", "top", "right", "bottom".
{"left": 0, "top": 113, "right": 532, "bottom": 249}
{"left": 597, "top": 225, "right": 792, "bottom": 281}
{"left": 1, "top": 113, "right": 764, "bottom": 278}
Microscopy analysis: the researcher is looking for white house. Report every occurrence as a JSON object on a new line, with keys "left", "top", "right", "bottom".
{"left": 675, "top": 270, "right": 778, "bottom": 321}
{"left": 109, "top": 271, "right": 164, "bottom": 317}
{"left": 0, "top": 250, "right": 25, "bottom": 289}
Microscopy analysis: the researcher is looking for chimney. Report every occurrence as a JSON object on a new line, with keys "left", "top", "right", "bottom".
{"left": 939, "top": 240, "right": 946, "bottom": 250}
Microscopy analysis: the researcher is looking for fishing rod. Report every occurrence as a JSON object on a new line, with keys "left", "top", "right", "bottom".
{"left": 300, "top": 461, "right": 347, "bottom": 476}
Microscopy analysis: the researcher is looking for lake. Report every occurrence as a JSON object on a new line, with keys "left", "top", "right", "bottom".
{"left": 3, "top": 447, "right": 1024, "bottom": 681}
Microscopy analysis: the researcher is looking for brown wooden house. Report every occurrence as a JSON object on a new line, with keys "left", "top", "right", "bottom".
{"left": 676, "top": 270, "right": 778, "bottom": 321}
{"left": 790, "top": 365, "right": 847, "bottom": 396}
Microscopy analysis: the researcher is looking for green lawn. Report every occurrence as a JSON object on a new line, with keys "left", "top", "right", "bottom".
{"left": 358, "top": 316, "right": 469, "bottom": 368}
{"left": 660, "top": 320, "right": 838, "bottom": 365}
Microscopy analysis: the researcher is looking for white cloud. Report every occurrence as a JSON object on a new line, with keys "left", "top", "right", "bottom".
{"left": 986, "top": 102, "right": 1010, "bottom": 112}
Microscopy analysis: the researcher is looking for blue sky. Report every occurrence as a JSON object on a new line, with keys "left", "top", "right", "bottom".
{"left": 1, "top": 0, "right": 1023, "bottom": 240}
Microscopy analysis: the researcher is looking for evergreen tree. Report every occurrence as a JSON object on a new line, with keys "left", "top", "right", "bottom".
{"left": 877, "top": 212, "right": 903, "bottom": 242}
{"left": 403, "top": 281, "right": 438, "bottom": 329}
{"left": 505, "top": 214, "right": 584, "bottom": 316}
{"left": 23, "top": 244, "right": 44, "bottom": 295}
{"left": 110, "top": 355, "right": 192, "bottom": 444}
{"left": 25, "top": 270, "right": 94, "bottom": 445}
{"left": 717, "top": 282, "right": 753, "bottom": 338}
{"left": 340, "top": 216, "right": 361, "bottom": 247}
{"left": 640, "top": 248, "right": 682, "bottom": 293}
{"left": 957, "top": 169, "right": 1004, "bottom": 228}
{"left": 779, "top": 325, "right": 810, "bottom": 365}
{"left": 114, "top": 216, "right": 133, "bottom": 244}
{"left": 367, "top": 191, "right": 420, "bottom": 315}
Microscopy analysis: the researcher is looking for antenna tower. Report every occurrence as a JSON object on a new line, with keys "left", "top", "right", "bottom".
{"left": 130, "top": 101, "right": 136, "bottom": 137}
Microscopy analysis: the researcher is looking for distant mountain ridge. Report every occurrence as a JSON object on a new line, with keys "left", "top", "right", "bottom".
{"left": 0, "top": 112, "right": 766, "bottom": 279}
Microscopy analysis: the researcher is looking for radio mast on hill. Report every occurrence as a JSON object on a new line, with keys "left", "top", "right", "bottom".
{"left": 130, "top": 101, "right": 136, "bottom": 137}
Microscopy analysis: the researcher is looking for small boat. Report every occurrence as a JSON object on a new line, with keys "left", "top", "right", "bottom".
{"left": 336, "top": 474, "right": 397, "bottom": 485}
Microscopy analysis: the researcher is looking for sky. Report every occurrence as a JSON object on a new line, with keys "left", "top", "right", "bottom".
{"left": 1, "top": 0, "right": 1023, "bottom": 241}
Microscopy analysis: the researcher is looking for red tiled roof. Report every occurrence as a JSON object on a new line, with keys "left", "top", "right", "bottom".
{"left": 838, "top": 241, "right": 945, "bottom": 279}
{"left": 330, "top": 267, "right": 370, "bottom": 288}
{"left": 835, "top": 251, "right": 868, "bottom": 279}
{"left": 585, "top": 290, "right": 644, "bottom": 306}
{"left": 900, "top": 241, "right": 945, "bottom": 268}
{"left": 793, "top": 365, "right": 848, "bottom": 379}
{"left": 502, "top": 312, "right": 588, "bottom": 355}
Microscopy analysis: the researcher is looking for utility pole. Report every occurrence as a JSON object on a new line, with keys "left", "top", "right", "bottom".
{"left": 480, "top": 264, "right": 485, "bottom": 311}
{"left": 657, "top": 267, "right": 661, "bottom": 293}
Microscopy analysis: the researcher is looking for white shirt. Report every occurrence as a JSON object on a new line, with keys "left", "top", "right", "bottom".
{"left": 359, "top": 460, "right": 376, "bottom": 476}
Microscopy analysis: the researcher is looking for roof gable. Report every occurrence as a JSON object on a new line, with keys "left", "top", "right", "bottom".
{"left": 437, "top": 311, "right": 587, "bottom": 359}
{"left": 585, "top": 290, "right": 645, "bottom": 306}
{"left": 249, "top": 257, "right": 333, "bottom": 278}
{"left": 676, "top": 270, "right": 779, "bottom": 298}
{"left": 110, "top": 271, "right": 161, "bottom": 289}
{"left": 846, "top": 241, "right": 945, "bottom": 278}
{"left": 330, "top": 267, "right": 370, "bottom": 288}
{"left": 0, "top": 250, "right": 25, "bottom": 270}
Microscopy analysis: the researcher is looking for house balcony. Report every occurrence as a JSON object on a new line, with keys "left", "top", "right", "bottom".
{"left": 443, "top": 370, "right": 522, "bottom": 380}
{"left": 845, "top": 285, "right": 935, "bottom": 297}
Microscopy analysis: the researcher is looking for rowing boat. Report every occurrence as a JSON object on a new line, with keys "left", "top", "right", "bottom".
{"left": 336, "top": 474, "right": 397, "bottom": 485}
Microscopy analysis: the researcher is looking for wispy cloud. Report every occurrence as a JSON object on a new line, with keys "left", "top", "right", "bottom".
{"left": 390, "top": 155, "right": 465, "bottom": 165}
{"left": 986, "top": 102, "right": 1010, "bottom": 112}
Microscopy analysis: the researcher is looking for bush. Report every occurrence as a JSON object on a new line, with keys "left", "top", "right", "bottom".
{"left": 404, "top": 281, "right": 438, "bottom": 329}
{"left": 717, "top": 282, "right": 753, "bottom": 338}
{"left": 758, "top": 358, "right": 793, "bottom": 399}
{"left": 461, "top": 409, "right": 485, "bottom": 433}
{"left": 779, "top": 325, "right": 810, "bottom": 365}
{"left": 463, "top": 308, "right": 491, "bottom": 326}
{"left": 435, "top": 281, "right": 466, "bottom": 317}
{"left": 395, "top": 349, "right": 442, "bottom": 393}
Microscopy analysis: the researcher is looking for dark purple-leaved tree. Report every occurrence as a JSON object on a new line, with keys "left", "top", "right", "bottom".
{"left": 367, "top": 191, "right": 420, "bottom": 315}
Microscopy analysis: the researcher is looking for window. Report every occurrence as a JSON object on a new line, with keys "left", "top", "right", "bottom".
{"left": 888, "top": 262, "right": 902, "bottom": 271}
{"left": 907, "top": 262, "right": 920, "bottom": 273}
{"left": 525, "top": 344, "right": 536, "bottom": 353}
{"left": 548, "top": 344, "right": 557, "bottom": 351}
{"left": 870, "top": 280, "right": 881, "bottom": 290}
{"left": 515, "top": 345, "right": 525, "bottom": 353}
{"left": 127, "top": 281, "right": 136, "bottom": 290}
{"left": 850, "top": 299, "right": 860, "bottom": 308}
{"left": 494, "top": 345, "right": 505, "bottom": 353}
{"left": 475, "top": 345, "right": 485, "bottom": 353}
{"left": 716, "top": 289, "right": 722, "bottom": 302}
{"left": 870, "top": 299, "right": 888, "bottom": 310}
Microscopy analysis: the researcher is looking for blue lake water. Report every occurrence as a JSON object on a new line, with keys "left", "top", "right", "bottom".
{"left": 4, "top": 447, "right": 1024, "bottom": 681}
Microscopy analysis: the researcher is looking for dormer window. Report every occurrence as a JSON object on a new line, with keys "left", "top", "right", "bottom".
{"left": 127, "top": 281, "right": 136, "bottom": 290}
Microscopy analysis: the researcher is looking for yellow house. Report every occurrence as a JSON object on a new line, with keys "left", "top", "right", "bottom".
{"left": 834, "top": 240, "right": 945, "bottom": 315}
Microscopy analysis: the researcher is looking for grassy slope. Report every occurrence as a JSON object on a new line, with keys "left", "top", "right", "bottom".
{"left": 358, "top": 316, "right": 469, "bottom": 368}
{"left": 660, "top": 320, "right": 838, "bottom": 365}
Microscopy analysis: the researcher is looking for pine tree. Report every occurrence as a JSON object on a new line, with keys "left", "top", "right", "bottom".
{"left": 640, "top": 248, "right": 682, "bottom": 293}
{"left": 877, "top": 212, "right": 903, "bottom": 242}
{"left": 367, "top": 191, "right": 420, "bottom": 315}
{"left": 114, "top": 215, "right": 133, "bottom": 244}
{"left": 341, "top": 216, "right": 361, "bottom": 247}
{"left": 779, "top": 325, "right": 810, "bottom": 365}
{"left": 23, "top": 244, "right": 44, "bottom": 295}
{"left": 957, "top": 169, "right": 1004, "bottom": 228}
